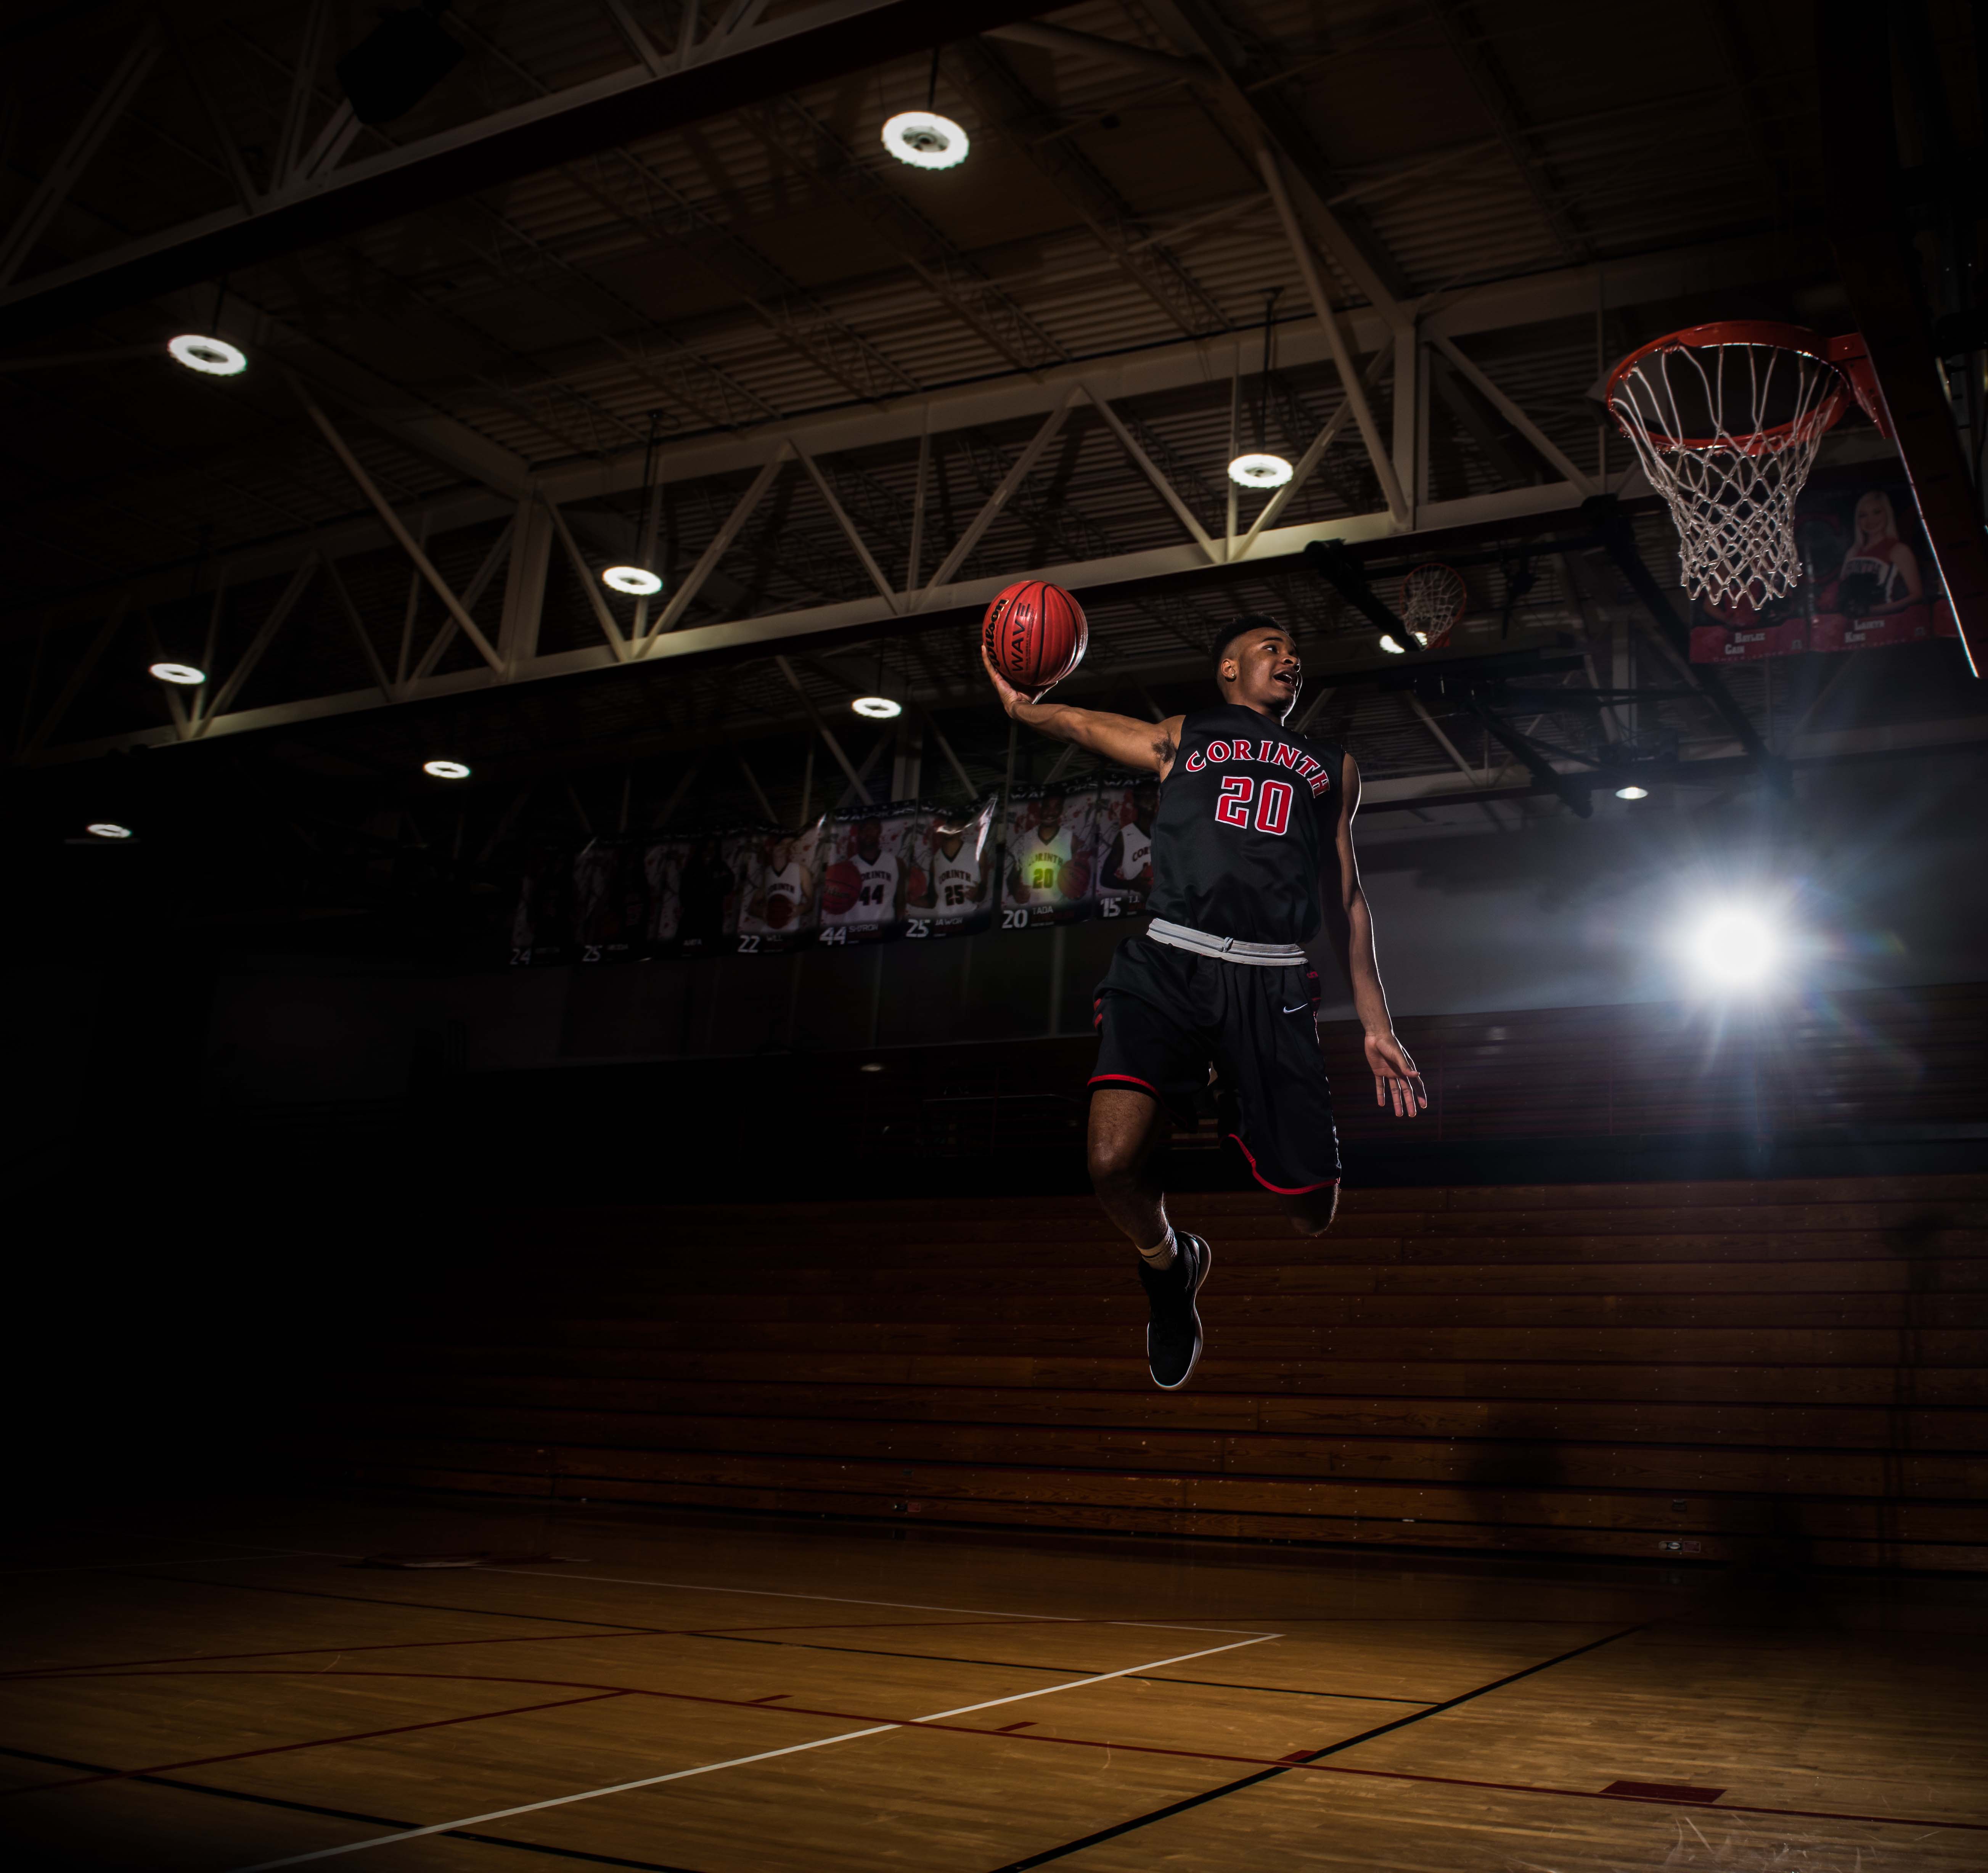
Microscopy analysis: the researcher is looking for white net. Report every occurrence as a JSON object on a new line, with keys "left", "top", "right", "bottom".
{"left": 1608, "top": 333, "right": 1845, "bottom": 612}
{"left": 1398, "top": 563, "right": 1466, "bottom": 646}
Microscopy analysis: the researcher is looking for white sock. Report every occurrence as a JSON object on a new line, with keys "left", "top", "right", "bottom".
{"left": 1138, "top": 1227, "right": 1177, "bottom": 1270}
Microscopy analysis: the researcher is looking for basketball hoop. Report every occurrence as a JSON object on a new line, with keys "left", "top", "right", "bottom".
{"left": 1398, "top": 562, "right": 1467, "bottom": 648}
{"left": 1606, "top": 323, "right": 1884, "bottom": 612}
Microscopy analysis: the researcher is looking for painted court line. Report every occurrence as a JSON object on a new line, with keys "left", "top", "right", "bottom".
{"left": 227, "top": 1631, "right": 1279, "bottom": 1870}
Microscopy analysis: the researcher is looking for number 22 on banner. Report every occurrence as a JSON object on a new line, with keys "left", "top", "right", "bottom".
{"left": 1213, "top": 774, "right": 1293, "bottom": 836}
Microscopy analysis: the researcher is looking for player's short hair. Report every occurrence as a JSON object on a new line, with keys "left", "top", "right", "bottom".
{"left": 1212, "top": 614, "right": 1286, "bottom": 680}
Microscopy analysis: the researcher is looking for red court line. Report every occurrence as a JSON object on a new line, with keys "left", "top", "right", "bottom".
{"left": 3, "top": 1691, "right": 627, "bottom": 1798}
{"left": 21, "top": 1664, "right": 1986, "bottom": 1837}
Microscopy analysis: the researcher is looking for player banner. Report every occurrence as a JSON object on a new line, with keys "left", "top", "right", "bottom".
{"left": 1092, "top": 774, "right": 1159, "bottom": 923}
{"left": 1690, "top": 477, "right": 1960, "bottom": 663}
{"left": 1000, "top": 784, "right": 1101, "bottom": 930}
{"left": 506, "top": 784, "right": 1148, "bottom": 965}
{"left": 815, "top": 800, "right": 935, "bottom": 948}
{"left": 923, "top": 795, "right": 997, "bottom": 939}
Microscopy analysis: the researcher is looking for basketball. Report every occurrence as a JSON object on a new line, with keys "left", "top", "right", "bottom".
{"left": 822, "top": 860, "right": 862, "bottom": 917}
{"left": 766, "top": 893, "right": 794, "bottom": 928}
{"left": 1057, "top": 857, "right": 1091, "bottom": 901}
{"left": 982, "top": 580, "right": 1088, "bottom": 694}
{"left": 906, "top": 865, "right": 927, "bottom": 903}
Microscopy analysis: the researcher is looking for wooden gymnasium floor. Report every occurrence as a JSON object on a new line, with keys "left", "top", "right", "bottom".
{"left": 4, "top": 1499, "right": 1987, "bottom": 1871}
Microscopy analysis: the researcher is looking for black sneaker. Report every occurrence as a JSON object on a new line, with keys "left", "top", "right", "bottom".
{"left": 1138, "top": 1232, "right": 1210, "bottom": 1390}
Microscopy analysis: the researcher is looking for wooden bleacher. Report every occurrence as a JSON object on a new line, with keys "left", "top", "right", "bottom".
{"left": 307, "top": 1173, "right": 1988, "bottom": 1573}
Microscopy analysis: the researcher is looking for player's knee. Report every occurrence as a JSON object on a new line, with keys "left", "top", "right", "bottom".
{"left": 1087, "top": 1136, "right": 1144, "bottom": 1195}
{"left": 1284, "top": 1189, "right": 1340, "bottom": 1236}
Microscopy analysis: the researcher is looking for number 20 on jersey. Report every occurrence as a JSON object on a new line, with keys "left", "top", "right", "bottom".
{"left": 1214, "top": 775, "right": 1294, "bottom": 836}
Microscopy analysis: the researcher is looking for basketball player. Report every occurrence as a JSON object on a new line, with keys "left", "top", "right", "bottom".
{"left": 1008, "top": 790, "right": 1078, "bottom": 904}
{"left": 740, "top": 833, "right": 810, "bottom": 936}
{"left": 984, "top": 615, "right": 1425, "bottom": 1389}
{"left": 1102, "top": 779, "right": 1158, "bottom": 898}
{"left": 823, "top": 816, "right": 908, "bottom": 928}
{"left": 930, "top": 813, "right": 989, "bottom": 925}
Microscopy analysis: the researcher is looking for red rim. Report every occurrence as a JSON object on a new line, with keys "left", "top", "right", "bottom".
{"left": 1605, "top": 320, "right": 1848, "bottom": 454}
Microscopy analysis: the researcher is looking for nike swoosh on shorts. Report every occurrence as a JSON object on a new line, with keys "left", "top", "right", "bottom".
{"left": 1282, "top": 1002, "right": 1311, "bottom": 1014}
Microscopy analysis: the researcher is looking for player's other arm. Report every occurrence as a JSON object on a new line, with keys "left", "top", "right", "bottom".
{"left": 983, "top": 646, "right": 1180, "bottom": 777}
{"left": 1316, "top": 751, "right": 1427, "bottom": 1120}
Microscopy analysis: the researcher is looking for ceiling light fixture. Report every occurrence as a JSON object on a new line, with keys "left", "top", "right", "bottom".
{"left": 852, "top": 696, "right": 902, "bottom": 719}
{"left": 602, "top": 565, "right": 662, "bottom": 596}
{"left": 1377, "top": 633, "right": 1406, "bottom": 655}
{"left": 86, "top": 822, "right": 133, "bottom": 840}
{"left": 423, "top": 758, "right": 471, "bottom": 779}
{"left": 1615, "top": 785, "right": 1649, "bottom": 800}
{"left": 150, "top": 661, "right": 207, "bottom": 685}
{"left": 168, "top": 334, "right": 247, "bottom": 376}
{"left": 1228, "top": 288, "right": 1293, "bottom": 490}
{"left": 883, "top": 111, "right": 969, "bottom": 169}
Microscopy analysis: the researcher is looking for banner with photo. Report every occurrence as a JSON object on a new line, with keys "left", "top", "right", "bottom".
{"left": 1091, "top": 774, "right": 1159, "bottom": 923}
{"left": 1690, "top": 477, "right": 1960, "bottom": 663}
{"left": 1000, "top": 785, "right": 1101, "bottom": 930}
{"left": 922, "top": 795, "right": 998, "bottom": 939}
{"left": 506, "top": 783, "right": 1154, "bottom": 966}
{"left": 815, "top": 800, "right": 935, "bottom": 948}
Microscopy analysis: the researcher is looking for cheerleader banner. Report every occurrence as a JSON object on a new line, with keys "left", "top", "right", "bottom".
{"left": 1690, "top": 478, "right": 1959, "bottom": 663}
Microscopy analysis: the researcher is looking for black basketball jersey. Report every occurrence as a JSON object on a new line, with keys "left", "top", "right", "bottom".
{"left": 1145, "top": 704, "right": 1345, "bottom": 945}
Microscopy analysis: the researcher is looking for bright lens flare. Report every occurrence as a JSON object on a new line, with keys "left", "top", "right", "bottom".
{"left": 168, "top": 334, "right": 247, "bottom": 376}
{"left": 1686, "top": 907, "right": 1781, "bottom": 990}
{"left": 1377, "top": 633, "right": 1406, "bottom": 655}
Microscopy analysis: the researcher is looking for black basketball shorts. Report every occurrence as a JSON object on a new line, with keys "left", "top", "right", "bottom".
{"left": 1089, "top": 935, "right": 1341, "bottom": 1195}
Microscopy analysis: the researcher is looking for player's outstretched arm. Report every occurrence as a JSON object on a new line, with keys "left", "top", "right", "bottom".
{"left": 1316, "top": 750, "right": 1427, "bottom": 1120}
{"left": 983, "top": 646, "right": 1181, "bottom": 777}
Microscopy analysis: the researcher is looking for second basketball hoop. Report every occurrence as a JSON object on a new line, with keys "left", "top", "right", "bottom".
{"left": 1398, "top": 562, "right": 1467, "bottom": 649}
{"left": 1606, "top": 322, "right": 1888, "bottom": 612}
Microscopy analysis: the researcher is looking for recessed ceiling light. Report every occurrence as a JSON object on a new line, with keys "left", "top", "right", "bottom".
{"left": 852, "top": 695, "right": 902, "bottom": 718}
{"left": 882, "top": 110, "right": 969, "bottom": 170}
{"left": 858, "top": 1061, "right": 885, "bottom": 1073}
{"left": 602, "top": 565, "right": 662, "bottom": 595}
{"left": 86, "top": 822, "right": 133, "bottom": 839}
{"left": 423, "top": 758, "right": 471, "bottom": 779}
{"left": 149, "top": 661, "right": 207, "bottom": 685}
{"left": 1615, "top": 785, "right": 1649, "bottom": 800}
{"left": 1227, "top": 451, "right": 1293, "bottom": 489}
{"left": 168, "top": 333, "right": 247, "bottom": 376}
{"left": 1377, "top": 633, "right": 1406, "bottom": 655}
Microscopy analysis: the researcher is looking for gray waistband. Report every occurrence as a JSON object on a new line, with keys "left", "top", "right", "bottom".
{"left": 1147, "top": 918, "right": 1307, "bottom": 967}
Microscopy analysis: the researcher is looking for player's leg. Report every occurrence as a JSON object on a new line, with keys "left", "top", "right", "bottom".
{"left": 1089, "top": 940, "right": 1215, "bottom": 1389}
{"left": 1214, "top": 963, "right": 1343, "bottom": 1238}
{"left": 1086, "top": 1086, "right": 1173, "bottom": 1252}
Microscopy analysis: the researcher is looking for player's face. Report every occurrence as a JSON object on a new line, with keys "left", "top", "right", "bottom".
{"left": 856, "top": 819, "right": 882, "bottom": 862}
{"left": 1225, "top": 629, "right": 1302, "bottom": 718}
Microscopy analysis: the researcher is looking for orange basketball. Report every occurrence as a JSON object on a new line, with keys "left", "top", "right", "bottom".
{"left": 983, "top": 580, "right": 1088, "bottom": 694}
{"left": 822, "top": 860, "right": 862, "bottom": 917}
{"left": 906, "top": 865, "right": 928, "bottom": 903}
{"left": 1057, "top": 856, "right": 1091, "bottom": 901}
{"left": 766, "top": 892, "right": 795, "bottom": 928}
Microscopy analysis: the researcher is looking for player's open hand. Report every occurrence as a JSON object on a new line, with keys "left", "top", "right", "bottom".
{"left": 1365, "top": 1031, "right": 1427, "bottom": 1119}
{"left": 981, "top": 643, "right": 1051, "bottom": 708}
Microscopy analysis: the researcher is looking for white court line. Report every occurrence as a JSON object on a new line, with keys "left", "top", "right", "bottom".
{"left": 228, "top": 1630, "right": 1279, "bottom": 1871}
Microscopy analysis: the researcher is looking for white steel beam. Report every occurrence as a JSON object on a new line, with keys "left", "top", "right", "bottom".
{"left": 1258, "top": 147, "right": 1408, "bottom": 527}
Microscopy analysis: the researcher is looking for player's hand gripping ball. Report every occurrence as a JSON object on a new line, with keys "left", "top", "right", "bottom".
{"left": 982, "top": 580, "right": 1088, "bottom": 697}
